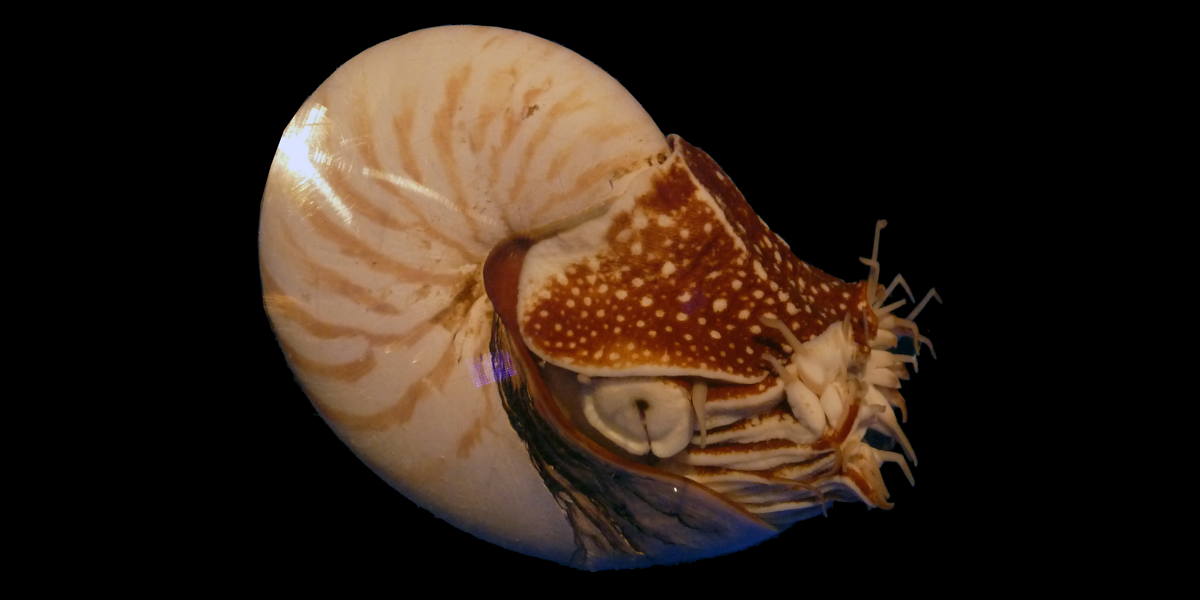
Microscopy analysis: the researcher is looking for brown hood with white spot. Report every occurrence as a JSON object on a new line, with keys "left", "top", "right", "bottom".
{"left": 516, "top": 135, "right": 875, "bottom": 384}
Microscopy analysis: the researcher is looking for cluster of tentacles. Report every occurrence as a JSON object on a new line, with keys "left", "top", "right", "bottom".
{"left": 662, "top": 221, "right": 940, "bottom": 527}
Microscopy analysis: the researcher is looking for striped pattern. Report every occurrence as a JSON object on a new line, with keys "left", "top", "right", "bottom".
{"left": 262, "top": 26, "right": 665, "bottom": 434}
{"left": 259, "top": 27, "right": 672, "bottom": 566}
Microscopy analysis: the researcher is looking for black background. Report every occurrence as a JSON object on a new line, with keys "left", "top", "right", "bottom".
{"left": 230, "top": 15, "right": 1017, "bottom": 583}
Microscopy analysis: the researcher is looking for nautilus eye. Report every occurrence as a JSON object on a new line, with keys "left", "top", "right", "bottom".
{"left": 261, "top": 26, "right": 941, "bottom": 570}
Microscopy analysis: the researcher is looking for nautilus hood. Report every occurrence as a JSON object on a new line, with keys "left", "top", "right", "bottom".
{"left": 517, "top": 135, "right": 876, "bottom": 384}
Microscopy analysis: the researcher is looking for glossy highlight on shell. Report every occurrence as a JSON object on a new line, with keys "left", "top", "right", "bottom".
{"left": 260, "top": 25, "right": 940, "bottom": 570}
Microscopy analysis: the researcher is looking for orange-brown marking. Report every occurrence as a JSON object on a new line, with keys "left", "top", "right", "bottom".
{"left": 321, "top": 161, "right": 412, "bottom": 232}
{"left": 831, "top": 402, "right": 861, "bottom": 444}
{"left": 265, "top": 285, "right": 440, "bottom": 350}
{"left": 544, "top": 122, "right": 635, "bottom": 185}
{"left": 297, "top": 90, "right": 483, "bottom": 262}
{"left": 318, "top": 93, "right": 482, "bottom": 264}
{"left": 528, "top": 155, "right": 642, "bottom": 223}
{"left": 470, "top": 68, "right": 516, "bottom": 156}
{"left": 507, "top": 87, "right": 592, "bottom": 206}
{"left": 263, "top": 262, "right": 467, "bottom": 393}
{"left": 278, "top": 224, "right": 400, "bottom": 315}
{"left": 302, "top": 207, "right": 465, "bottom": 286}
{"left": 392, "top": 105, "right": 424, "bottom": 184}
{"left": 278, "top": 338, "right": 374, "bottom": 383}
{"left": 487, "top": 73, "right": 530, "bottom": 190}
{"left": 431, "top": 63, "right": 485, "bottom": 245}
{"left": 318, "top": 328, "right": 463, "bottom": 431}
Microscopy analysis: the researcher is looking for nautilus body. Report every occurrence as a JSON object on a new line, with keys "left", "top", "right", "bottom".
{"left": 260, "top": 26, "right": 940, "bottom": 570}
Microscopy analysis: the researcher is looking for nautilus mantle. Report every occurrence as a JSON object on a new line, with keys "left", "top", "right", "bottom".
{"left": 260, "top": 25, "right": 940, "bottom": 570}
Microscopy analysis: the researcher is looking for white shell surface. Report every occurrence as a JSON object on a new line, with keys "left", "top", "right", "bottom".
{"left": 259, "top": 26, "right": 669, "bottom": 563}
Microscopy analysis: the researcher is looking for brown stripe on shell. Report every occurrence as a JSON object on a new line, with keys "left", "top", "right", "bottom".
{"left": 484, "top": 73, "right": 537, "bottom": 193}
{"left": 389, "top": 101, "right": 492, "bottom": 258}
{"left": 527, "top": 146, "right": 655, "bottom": 225}
{"left": 509, "top": 87, "right": 592, "bottom": 210}
{"left": 472, "top": 67, "right": 531, "bottom": 157}
{"left": 276, "top": 337, "right": 375, "bottom": 383}
{"left": 263, "top": 262, "right": 483, "bottom": 429}
{"left": 316, "top": 331, "right": 466, "bottom": 431}
{"left": 321, "top": 97, "right": 433, "bottom": 235}
{"left": 544, "top": 123, "right": 639, "bottom": 185}
{"left": 292, "top": 206, "right": 466, "bottom": 286}
{"left": 262, "top": 270, "right": 438, "bottom": 347}
{"left": 391, "top": 105, "right": 425, "bottom": 184}
{"left": 337, "top": 90, "right": 484, "bottom": 262}
{"left": 273, "top": 90, "right": 487, "bottom": 271}
{"left": 278, "top": 225, "right": 400, "bottom": 316}
{"left": 431, "top": 64, "right": 487, "bottom": 247}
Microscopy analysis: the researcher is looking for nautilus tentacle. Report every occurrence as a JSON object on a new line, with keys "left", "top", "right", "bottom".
{"left": 261, "top": 25, "right": 938, "bottom": 570}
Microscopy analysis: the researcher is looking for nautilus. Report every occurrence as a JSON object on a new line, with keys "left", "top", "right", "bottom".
{"left": 260, "top": 25, "right": 941, "bottom": 570}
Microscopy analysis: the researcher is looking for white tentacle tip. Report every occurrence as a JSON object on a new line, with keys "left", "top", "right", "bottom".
{"left": 881, "top": 273, "right": 916, "bottom": 305}
{"left": 906, "top": 287, "right": 942, "bottom": 321}
{"left": 917, "top": 335, "right": 937, "bottom": 360}
{"left": 876, "top": 449, "right": 915, "bottom": 487}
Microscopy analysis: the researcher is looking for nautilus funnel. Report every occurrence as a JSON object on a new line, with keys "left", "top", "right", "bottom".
{"left": 260, "top": 25, "right": 940, "bottom": 570}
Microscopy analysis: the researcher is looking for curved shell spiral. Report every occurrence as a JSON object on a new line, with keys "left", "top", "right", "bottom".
{"left": 260, "top": 26, "right": 938, "bottom": 569}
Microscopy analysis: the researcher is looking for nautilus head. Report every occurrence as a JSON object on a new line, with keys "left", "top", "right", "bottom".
{"left": 260, "top": 25, "right": 941, "bottom": 570}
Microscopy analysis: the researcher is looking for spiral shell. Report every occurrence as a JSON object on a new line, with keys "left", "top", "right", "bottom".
{"left": 260, "top": 26, "right": 940, "bottom": 570}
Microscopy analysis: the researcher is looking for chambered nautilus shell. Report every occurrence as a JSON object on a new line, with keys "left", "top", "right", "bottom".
{"left": 260, "top": 25, "right": 942, "bottom": 570}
